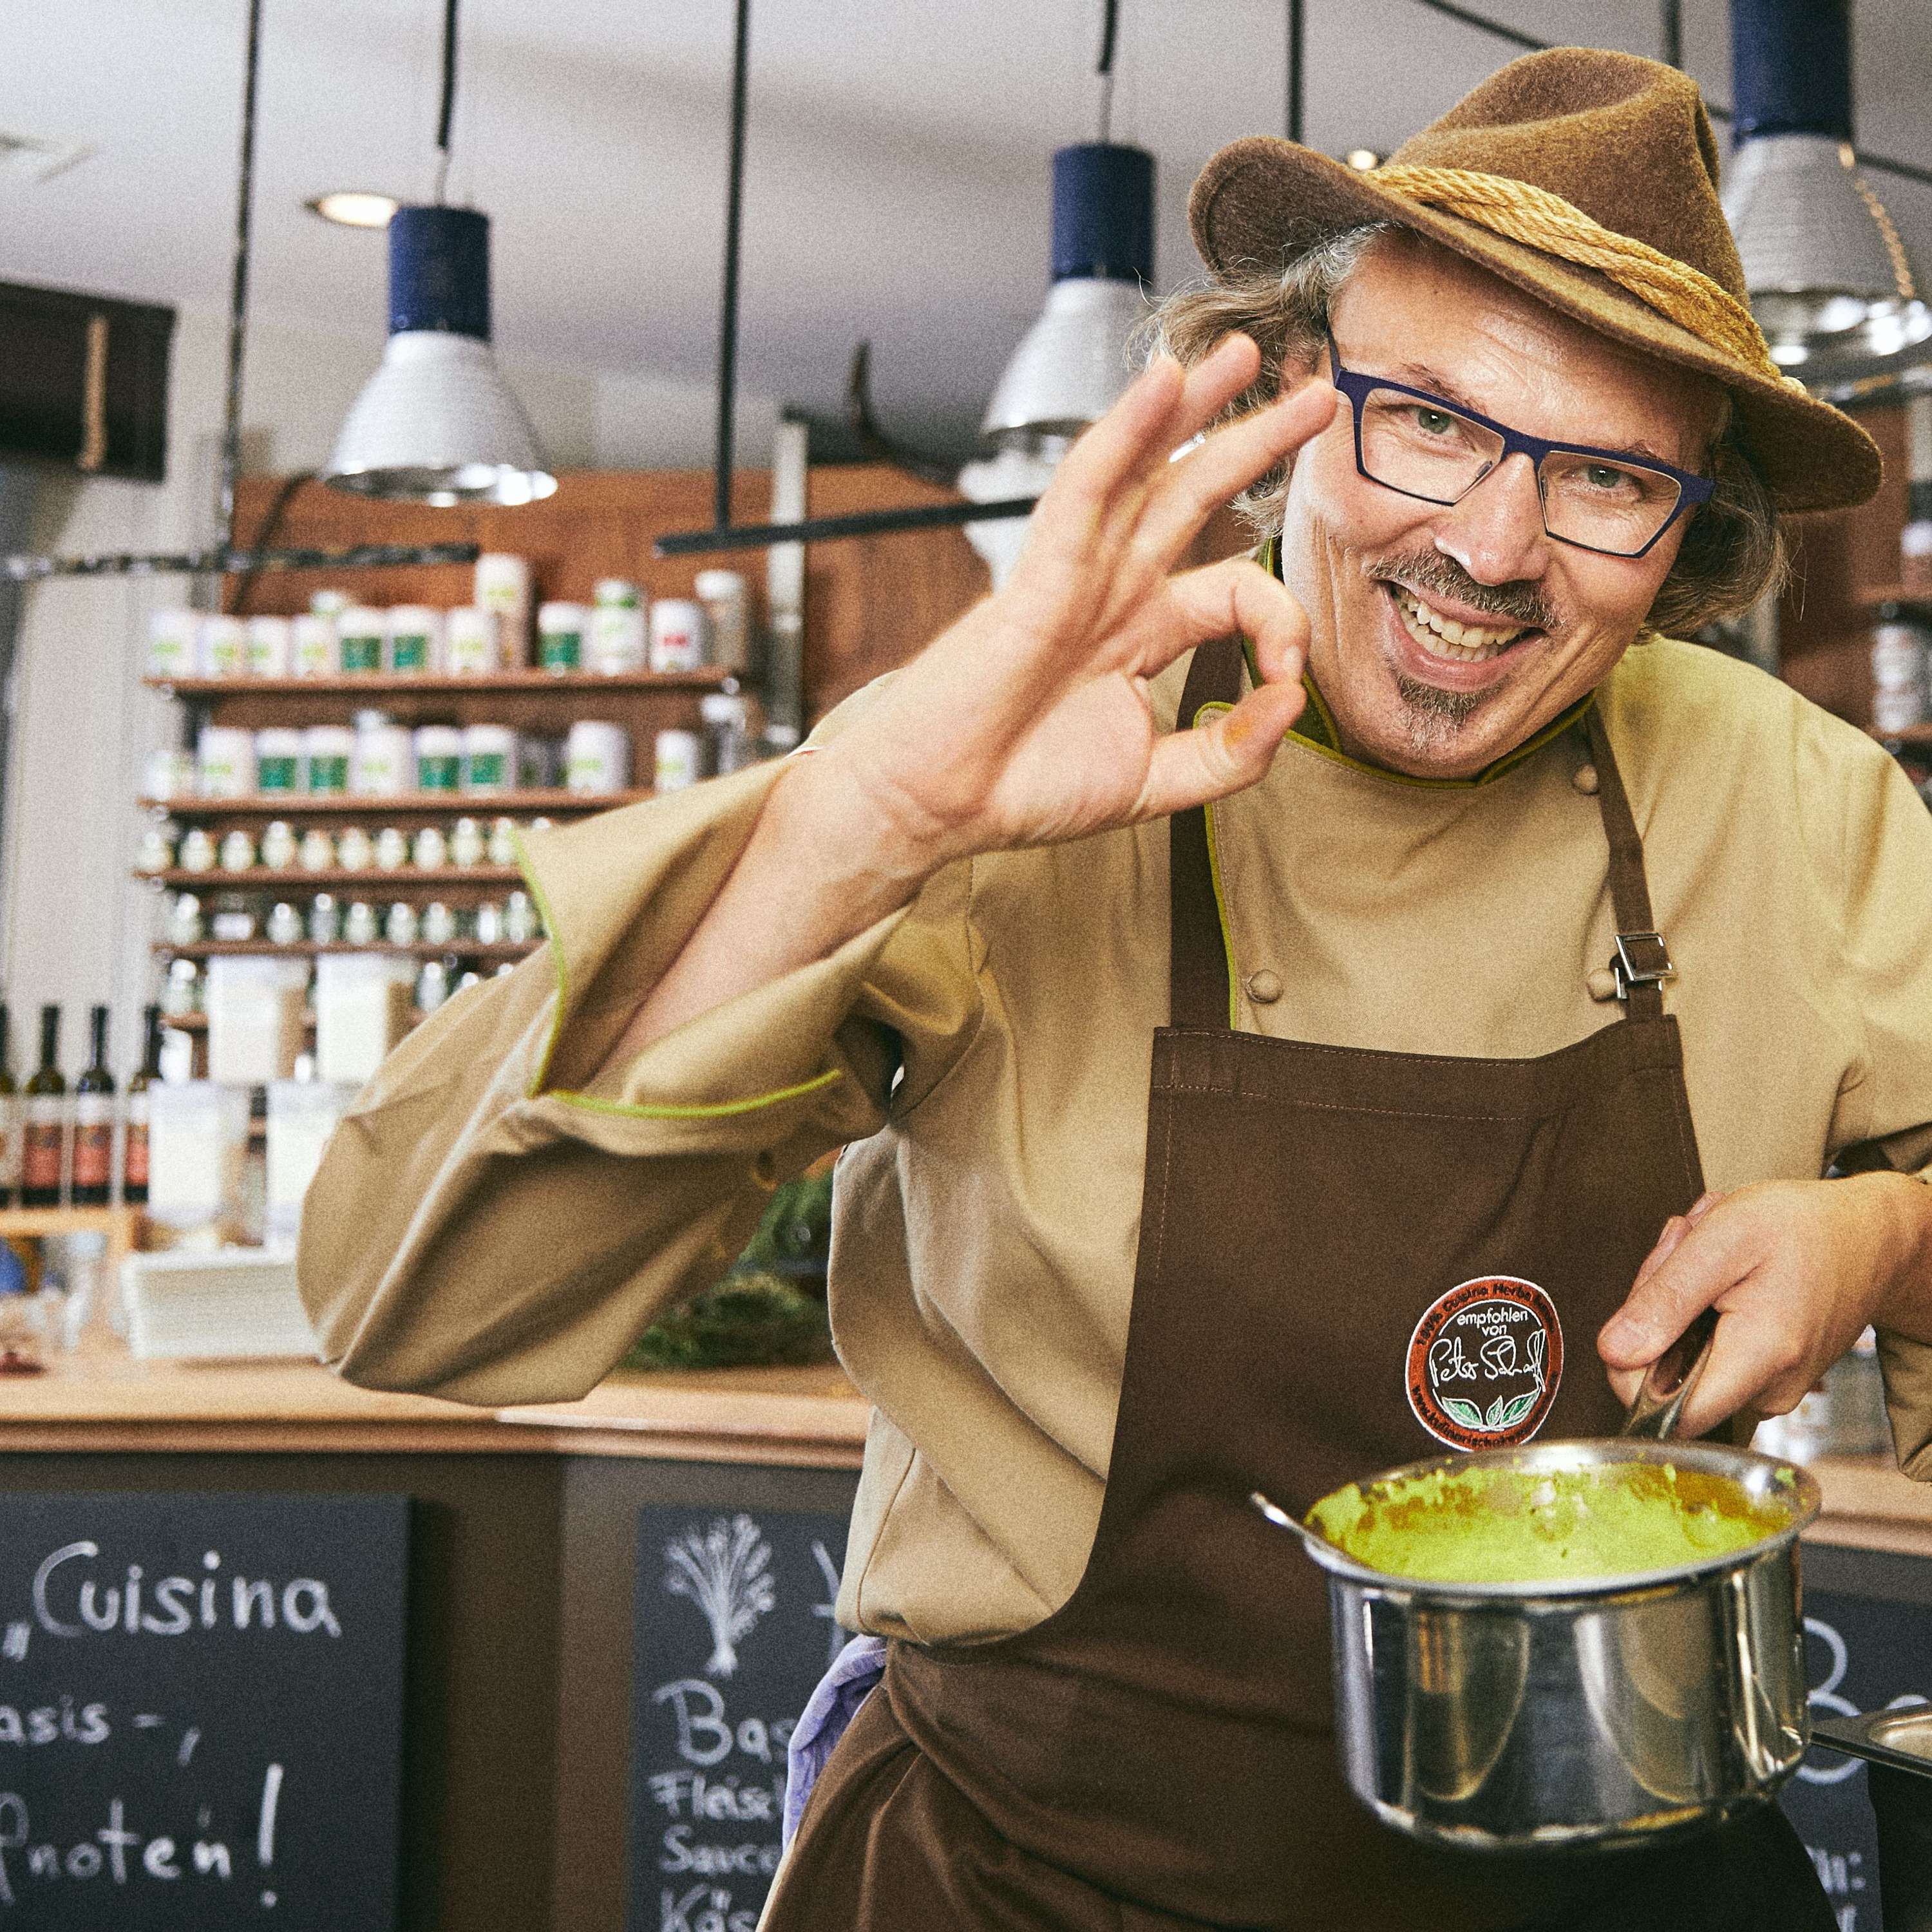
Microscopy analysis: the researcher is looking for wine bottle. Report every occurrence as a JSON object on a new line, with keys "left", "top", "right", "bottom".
{"left": 21, "top": 1005, "right": 66, "bottom": 1209}
{"left": 71, "top": 1005, "right": 115, "bottom": 1207}
{"left": 0, "top": 1004, "right": 17, "bottom": 1209}
{"left": 123, "top": 1004, "right": 162, "bottom": 1208}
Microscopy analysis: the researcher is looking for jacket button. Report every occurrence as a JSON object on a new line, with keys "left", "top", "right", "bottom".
{"left": 1586, "top": 967, "right": 1620, "bottom": 1001}
{"left": 1573, "top": 762, "right": 1600, "bottom": 795}
{"left": 1246, "top": 969, "right": 1283, "bottom": 1004}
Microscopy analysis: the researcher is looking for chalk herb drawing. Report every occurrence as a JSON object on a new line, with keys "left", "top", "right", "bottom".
{"left": 664, "top": 1517, "right": 775, "bottom": 1680}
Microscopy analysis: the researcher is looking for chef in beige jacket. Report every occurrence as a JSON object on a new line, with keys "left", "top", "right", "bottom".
{"left": 303, "top": 50, "right": 1932, "bottom": 1932}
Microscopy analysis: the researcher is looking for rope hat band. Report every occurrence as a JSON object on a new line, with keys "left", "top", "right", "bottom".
{"left": 1370, "top": 164, "right": 1786, "bottom": 386}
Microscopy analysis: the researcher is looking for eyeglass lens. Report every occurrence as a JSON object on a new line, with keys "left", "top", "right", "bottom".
{"left": 1356, "top": 388, "right": 1685, "bottom": 556}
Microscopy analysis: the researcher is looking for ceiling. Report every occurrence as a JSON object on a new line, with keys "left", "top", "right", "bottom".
{"left": 6, "top": 0, "right": 1932, "bottom": 462}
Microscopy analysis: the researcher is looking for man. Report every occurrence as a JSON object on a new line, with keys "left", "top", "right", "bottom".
{"left": 301, "top": 48, "right": 1932, "bottom": 1930}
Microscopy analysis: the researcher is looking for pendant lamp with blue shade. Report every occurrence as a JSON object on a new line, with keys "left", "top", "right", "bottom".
{"left": 980, "top": 141, "right": 1155, "bottom": 450}
{"left": 323, "top": 0, "right": 554, "bottom": 506}
{"left": 1721, "top": 0, "right": 1929, "bottom": 387}
{"left": 324, "top": 205, "right": 554, "bottom": 506}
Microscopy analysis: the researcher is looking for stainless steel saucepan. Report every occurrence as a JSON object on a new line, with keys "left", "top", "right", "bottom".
{"left": 1255, "top": 1437, "right": 1822, "bottom": 1852}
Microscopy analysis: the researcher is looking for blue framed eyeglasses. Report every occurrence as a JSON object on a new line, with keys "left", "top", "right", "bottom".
{"left": 1325, "top": 336, "right": 1714, "bottom": 560}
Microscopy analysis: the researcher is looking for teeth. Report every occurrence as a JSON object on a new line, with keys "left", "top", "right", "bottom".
{"left": 1392, "top": 587, "right": 1525, "bottom": 663}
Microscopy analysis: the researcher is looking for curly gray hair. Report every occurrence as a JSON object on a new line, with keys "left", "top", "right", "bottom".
{"left": 1138, "top": 224, "right": 1785, "bottom": 638}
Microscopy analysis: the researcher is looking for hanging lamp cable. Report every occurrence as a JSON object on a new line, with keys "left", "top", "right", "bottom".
{"left": 1096, "top": 0, "right": 1117, "bottom": 145}
{"left": 433, "top": 0, "right": 459, "bottom": 204}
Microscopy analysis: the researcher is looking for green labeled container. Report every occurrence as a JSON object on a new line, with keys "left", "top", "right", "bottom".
{"left": 338, "top": 607, "right": 385, "bottom": 674}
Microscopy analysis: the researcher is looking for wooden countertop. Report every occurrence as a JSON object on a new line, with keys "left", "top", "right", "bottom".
{"left": 0, "top": 1340, "right": 870, "bottom": 1468}
{"left": 5, "top": 1343, "right": 1931, "bottom": 1548}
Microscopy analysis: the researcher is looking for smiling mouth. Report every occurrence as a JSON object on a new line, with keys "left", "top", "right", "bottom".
{"left": 1383, "top": 582, "right": 1539, "bottom": 665}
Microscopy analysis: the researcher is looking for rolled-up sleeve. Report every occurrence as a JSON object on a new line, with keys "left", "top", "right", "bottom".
{"left": 298, "top": 703, "right": 980, "bottom": 1406}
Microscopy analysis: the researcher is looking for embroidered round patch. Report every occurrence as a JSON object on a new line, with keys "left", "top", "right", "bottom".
{"left": 1406, "top": 1275, "right": 1563, "bottom": 1451}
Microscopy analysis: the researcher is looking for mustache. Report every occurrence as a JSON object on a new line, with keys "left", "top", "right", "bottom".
{"left": 1363, "top": 549, "right": 1558, "bottom": 632}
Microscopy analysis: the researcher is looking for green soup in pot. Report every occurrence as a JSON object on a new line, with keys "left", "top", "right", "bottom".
{"left": 1307, "top": 1459, "right": 1788, "bottom": 1584}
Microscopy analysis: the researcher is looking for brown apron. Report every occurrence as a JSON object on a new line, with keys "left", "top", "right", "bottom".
{"left": 766, "top": 638, "right": 1832, "bottom": 1931}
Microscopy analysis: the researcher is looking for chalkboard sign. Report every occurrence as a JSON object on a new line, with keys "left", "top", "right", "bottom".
{"left": 0, "top": 1492, "right": 408, "bottom": 1931}
{"left": 629, "top": 1503, "right": 851, "bottom": 1932}
{"left": 1781, "top": 1575, "right": 1932, "bottom": 1931}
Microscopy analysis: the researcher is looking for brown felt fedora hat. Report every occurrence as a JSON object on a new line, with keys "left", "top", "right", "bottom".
{"left": 1188, "top": 48, "right": 1880, "bottom": 514}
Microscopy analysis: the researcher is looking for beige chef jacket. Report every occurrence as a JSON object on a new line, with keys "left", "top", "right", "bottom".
{"left": 299, "top": 634, "right": 1932, "bottom": 1643}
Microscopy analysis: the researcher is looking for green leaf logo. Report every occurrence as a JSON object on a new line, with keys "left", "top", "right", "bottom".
{"left": 1442, "top": 1397, "right": 1486, "bottom": 1430}
{"left": 1494, "top": 1389, "right": 1539, "bottom": 1431}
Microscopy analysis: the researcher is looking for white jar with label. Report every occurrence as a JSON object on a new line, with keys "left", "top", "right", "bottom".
{"left": 416, "top": 959, "right": 451, "bottom": 1014}
{"left": 537, "top": 602, "right": 589, "bottom": 674}
{"left": 218, "top": 829, "right": 256, "bottom": 873}
{"left": 136, "top": 826, "right": 176, "bottom": 874}
{"left": 254, "top": 727, "right": 305, "bottom": 795}
{"left": 245, "top": 615, "right": 293, "bottom": 677}
{"left": 421, "top": 901, "right": 457, "bottom": 947}
{"left": 291, "top": 612, "right": 338, "bottom": 677}
{"left": 197, "top": 726, "right": 257, "bottom": 797}
{"left": 414, "top": 725, "right": 465, "bottom": 794}
{"left": 178, "top": 829, "right": 218, "bottom": 873}
{"left": 463, "top": 724, "right": 518, "bottom": 794}
{"left": 266, "top": 902, "right": 304, "bottom": 946}
{"left": 351, "top": 717, "right": 414, "bottom": 795}
{"left": 504, "top": 890, "right": 539, "bottom": 943}
{"left": 693, "top": 569, "right": 750, "bottom": 675}
{"left": 336, "top": 826, "right": 375, "bottom": 871}
{"left": 144, "top": 746, "right": 198, "bottom": 800}
{"left": 475, "top": 555, "right": 532, "bottom": 663}
{"left": 564, "top": 720, "right": 630, "bottom": 793}
{"left": 386, "top": 605, "right": 444, "bottom": 676}
{"left": 487, "top": 817, "right": 519, "bottom": 867}
{"left": 474, "top": 900, "right": 506, "bottom": 944}
{"left": 147, "top": 609, "right": 199, "bottom": 679}
{"left": 337, "top": 607, "right": 387, "bottom": 676}
{"left": 444, "top": 605, "right": 500, "bottom": 675}
{"left": 653, "top": 728, "right": 706, "bottom": 792}
{"left": 198, "top": 614, "right": 248, "bottom": 679}
{"left": 298, "top": 828, "right": 336, "bottom": 873}
{"left": 261, "top": 820, "right": 298, "bottom": 869}
{"left": 303, "top": 724, "right": 355, "bottom": 795}
{"left": 342, "top": 900, "right": 379, "bottom": 946}
{"left": 384, "top": 901, "right": 419, "bottom": 945}
{"left": 588, "top": 599, "right": 647, "bottom": 675}
{"left": 308, "top": 893, "right": 341, "bottom": 942}
{"left": 412, "top": 824, "right": 449, "bottom": 869}
{"left": 648, "top": 598, "right": 708, "bottom": 673}
{"left": 373, "top": 827, "right": 410, "bottom": 871}
{"left": 167, "top": 893, "right": 205, "bottom": 944}
{"left": 450, "top": 817, "right": 486, "bottom": 867}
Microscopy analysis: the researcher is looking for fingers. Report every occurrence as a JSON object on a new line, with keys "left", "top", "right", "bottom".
{"left": 1135, "top": 381, "right": 1339, "bottom": 564}
{"left": 1137, "top": 554, "right": 1311, "bottom": 688}
{"left": 1051, "top": 337, "right": 1260, "bottom": 516}
{"left": 1599, "top": 1197, "right": 1752, "bottom": 1372}
{"left": 1135, "top": 677, "right": 1308, "bottom": 822}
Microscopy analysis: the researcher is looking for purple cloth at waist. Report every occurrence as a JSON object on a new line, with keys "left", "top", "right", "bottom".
{"left": 782, "top": 1633, "right": 888, "bottom": 1848}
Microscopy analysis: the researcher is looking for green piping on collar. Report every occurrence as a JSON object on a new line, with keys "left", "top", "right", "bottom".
{"left": 513, "top": 821, "right": 846, "bottom": 1120}
{"left": 1249, "top": 535, "right": 1595, "bottom": 789}
{"left": 1191, "top": 698, "right": 1242, "bottom": 1028}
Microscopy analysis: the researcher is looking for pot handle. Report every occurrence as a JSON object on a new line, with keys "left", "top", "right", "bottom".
{"left": 1619, "top": 1305, "right": 1719, "bottom": 1440}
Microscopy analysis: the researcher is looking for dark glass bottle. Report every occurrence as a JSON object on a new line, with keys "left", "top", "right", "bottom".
{"left": 21, "top": 1006, "right": 66, "bottom": 1209}
{"left": 71, "top": 1005, "right": 115, "bottom": 1207}
{"left": 122, "top": 1004, "right": 162, "bottom": 1207}
{"left": 0, "top": 1004, "right": 17, "bottom": 1209}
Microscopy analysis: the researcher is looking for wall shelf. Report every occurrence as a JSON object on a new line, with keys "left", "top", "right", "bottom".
{"left": 153, "top": 940, "right": 538, "bottom": 961}
{"left": 146, "top": 670, "right": 730, "bottom": 698}
{"left": 144, "top": 789, "right": 649, "bottom": 817}
{"left": 137, "top": 867, "right": 524, "bottom": 889}
{"left": 1871, "top": 723, "right": 1932, "bottom": 745}
{"left": 1857, "top": 588, "right": 1932, "bottom": 615}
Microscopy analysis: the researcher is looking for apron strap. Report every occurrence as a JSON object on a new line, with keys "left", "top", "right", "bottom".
{"left": 1583, "top": 705, "right": 1674, "bottom": 1023}
{"left": 1168, "top": 637, "right": 1246, "bottom": 1030}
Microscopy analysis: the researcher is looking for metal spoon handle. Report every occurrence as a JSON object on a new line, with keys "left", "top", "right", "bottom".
{"left": 1619, "top": 1304, "right": 1720, "bottom": 1441}
{"left": 1250, "top": 1489, "right": 1338, "bottom": 1557}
